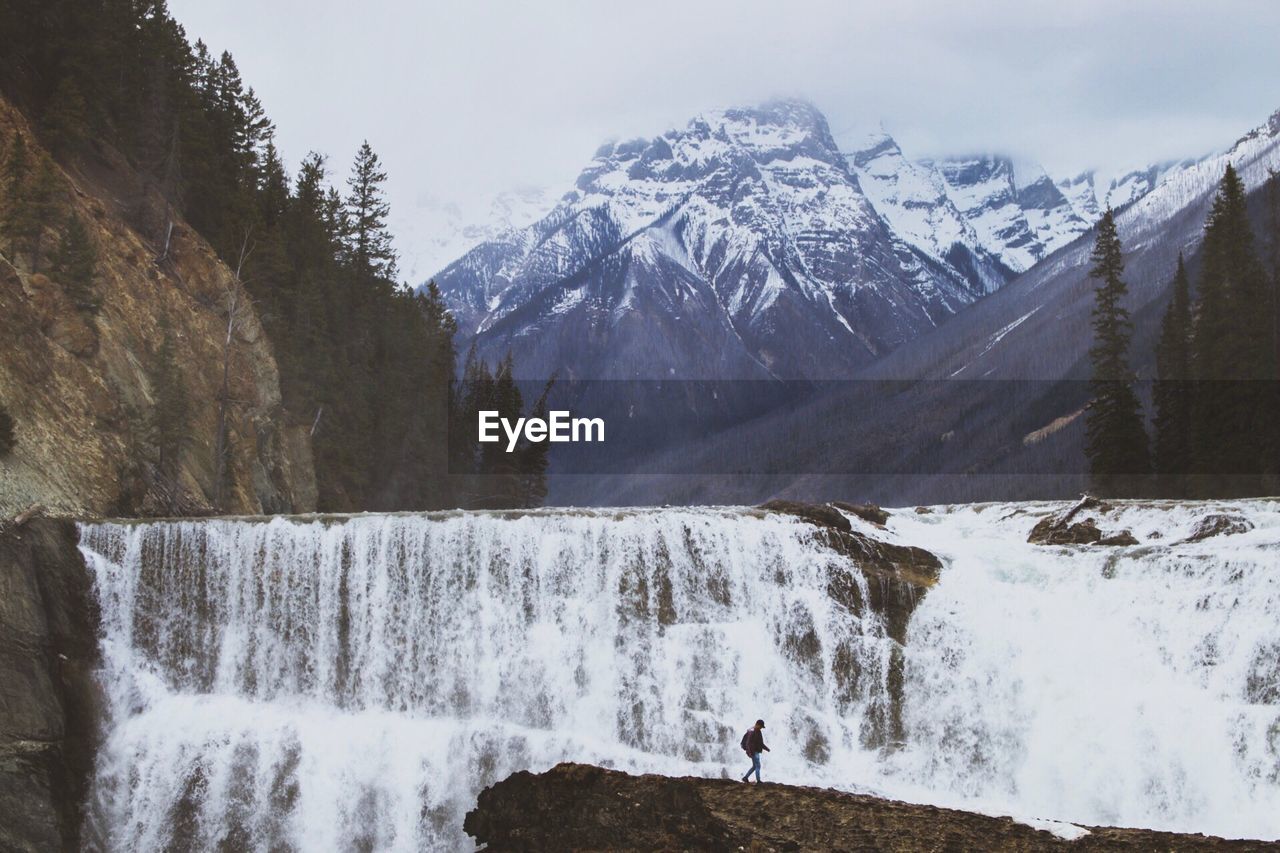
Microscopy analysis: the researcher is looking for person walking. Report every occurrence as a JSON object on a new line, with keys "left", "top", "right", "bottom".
{"left": 740, "top": 719, "right": 769, "bottom": 783}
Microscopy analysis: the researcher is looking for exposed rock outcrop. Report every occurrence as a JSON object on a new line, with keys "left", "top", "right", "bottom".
{"left": 760, "top": 500, "right": 941, "bottom": 746}
{"left": 0, "top": 517, "right": 99, "bottom": 852}
{"left": 1186, "top": 513, "right": 1253, "bottom": 543}
{"left": 0, "top": 96, "right": 316, "bottom": 517}
{"left": 831, "top": 501, "right": 889, "bottom": 527}
{"left": 464, "top": 763, "right": 1280, "bottom": 852}
{"left": 1027, "top": 496, "right": 1137, "bottom": 546}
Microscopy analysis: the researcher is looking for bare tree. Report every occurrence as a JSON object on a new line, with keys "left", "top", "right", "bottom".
{"left": 213, "top": 230, "right": 254, "bottom": 510}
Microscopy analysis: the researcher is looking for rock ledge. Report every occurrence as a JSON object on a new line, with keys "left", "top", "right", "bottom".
{"left": 465, "top": 763, "right": 1280, "bottom": 852}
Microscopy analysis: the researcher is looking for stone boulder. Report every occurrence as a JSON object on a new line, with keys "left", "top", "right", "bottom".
{"left": 0, "top": 518, "right": 100, "bottom": 852}
{"left": 1186, "top": 514, "right": 1253, "bottom": 543}
{"left": 831, "top": 500, "right": 890, "bottom": 526}
{"left": 1028, "top": 496, "right": 1128, "bottom": 546}
{"left": 759, "top": 499, "right": 851, "bottom": 532}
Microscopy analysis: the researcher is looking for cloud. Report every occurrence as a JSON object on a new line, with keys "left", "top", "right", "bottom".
{"left": 168, "top": 0, "right": 1280, "bottom": 277}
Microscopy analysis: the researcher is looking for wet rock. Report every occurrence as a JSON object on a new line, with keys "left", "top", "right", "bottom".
{"left": 0, "top": 518, "right": 100, "bottom": 852}
{"left": 1098, "top": 530, "right": 1139, "bottom": 546}
{"left": 831, "top": 501, "right": 890, "bottom": 527}
{"left": 914, "top": 506, "right": 933, "bottom": 514}
{"left": 1186, "top": 514, "right": 1253, "bottom": 543}
{"left": 1029, "top": 516, "right": 1103, "bottom": 545}
{"left": 1028, "top": 496, "right": 1123, "bottom": 546}
{"left": 759, "top": 499, "right": 851, "bottom": 532}
{"left": 465, "top": 763, "right": 1279, "bottom": 852}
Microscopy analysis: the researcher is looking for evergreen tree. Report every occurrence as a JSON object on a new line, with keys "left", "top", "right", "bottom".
{"left": 50, "top": 212, "right": 99, "bottom": 313}
{"left": 0, "top": 0, "right": 547, "bottom": 512}
{"left": 42, "top": 75, "right": 90, "bottom": 153}
{"left": 343, "top": 141, "right": 397, "bottom": 283}
{"left": 1152, "top": 254, "right": 1192, "bottom": 490}
{"left": 0, "top": 402, "right": 15, "bottom": 457}
{"left": 1190, "top": 165, "right": 1275, "bottom": 490}
{"left": 518, "top": 379, "right": 554, "bottom": 508}
{"left": 23, "top": 155, "right": 61, "bottom": 271}
{"left": 1084, "top": 208, "right": 1150, "bottom": 494}
{"left": 1, "top": 133, "right": 31, "bottom": 258}
{"left": 147, "top": 322, "right": 190, "bottom": 475}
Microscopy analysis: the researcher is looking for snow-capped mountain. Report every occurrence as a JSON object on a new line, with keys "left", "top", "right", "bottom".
{"left": 392, "top": 187, "right": 559, "bottom": 285}
{"left": 431, "top": 100, "right": 1000, "bottom": 379}
{"left": 1054, "top": 160, "right": 1202, "bottom": 225}
{"left": 845, "top": 133, "right": 1013, "bottom": 295}
{"left": 843, "top": 132, "right": 1165, "bottom": 284}
{"left": 923, "top": 155, "right": 1093, "bottom": 272}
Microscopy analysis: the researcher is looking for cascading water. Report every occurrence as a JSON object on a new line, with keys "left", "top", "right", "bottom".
{"left": 77, "top": 501, "right": 1280, "bottom": 850}
{"left": 78, "top": 508, "right": 898, "bottom": 851}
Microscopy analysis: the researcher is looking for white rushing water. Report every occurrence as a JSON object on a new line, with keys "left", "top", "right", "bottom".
{"left": 78, "top": 501, "right": 1280, "bottom": 850}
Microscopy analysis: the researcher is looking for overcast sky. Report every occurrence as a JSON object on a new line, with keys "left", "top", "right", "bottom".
{"left": 168, "top": 0, "right": 1280, "bottom": 279}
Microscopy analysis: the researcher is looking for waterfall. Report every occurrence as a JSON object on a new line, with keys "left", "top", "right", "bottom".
{"left": 79, "top": 509, "right": 897, "bottom": 851}
{"left": 78, "top": 502, "right": 1280, "bottom": 850}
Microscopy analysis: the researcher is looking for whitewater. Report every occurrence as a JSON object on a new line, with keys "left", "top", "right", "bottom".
{"left": 76, "top": 500, "right": 1280, "bottom": 850}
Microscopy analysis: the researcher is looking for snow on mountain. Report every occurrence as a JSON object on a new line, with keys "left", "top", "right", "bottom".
{"left": 845, "top": 134, "right": 1137, "bottom": 282}
{"left": 392, "top": 186, "right": 559, "bottom": 286}
{"left": 430, "top": 100, "right": 998, "bottom": 380}
{"left": 1054, "top": 159, "right": 1202, "bottom": 225}
{"left": 921, "top": 154, "right": 1093, "bottom": 273}
{"left": 846, "top": 133, "right": 1012, "bottom": 295}
{"left": 872, "top": 106, "right": 1280, "bottom": 384}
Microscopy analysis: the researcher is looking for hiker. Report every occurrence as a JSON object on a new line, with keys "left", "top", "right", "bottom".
{"left": 740, "top": 719, "right": 770, "bottom": 783}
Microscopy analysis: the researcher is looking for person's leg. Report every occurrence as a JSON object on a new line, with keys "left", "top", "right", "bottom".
{"left": 742, "top": 755, "right": 753, "bottom": 781}
{"left": 751, "top": 752, "right": 761, "bottom": 782}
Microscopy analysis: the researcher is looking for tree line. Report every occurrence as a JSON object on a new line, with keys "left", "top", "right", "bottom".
{"left": 0, "top": 0, "right": 548, "bottom": 511}
{"left": 1086, "top": 164, "right": 1280, "bottom": 497}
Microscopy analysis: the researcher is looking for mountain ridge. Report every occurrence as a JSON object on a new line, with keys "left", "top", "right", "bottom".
{"left": 429, "top": 99, "right": 1010, "bottom": 380}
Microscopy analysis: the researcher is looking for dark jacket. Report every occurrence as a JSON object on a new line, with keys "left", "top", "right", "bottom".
{"left": 745, "top": 729, "right": 767, "bottom": 755}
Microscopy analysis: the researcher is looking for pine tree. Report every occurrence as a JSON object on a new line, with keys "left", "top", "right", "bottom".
{"left": 1190, "top": 165, "right": 1274, "bottom": 491}
{"left": 0, "top": 402, "right": 15, "bottom": 457}
{"left": 147, "top": 323, "right": 190, "bottom": 475}
{"left": 1152, "top": 254, "right": 1192, "bottom": 491}
{"left": 343, "top": 141, "right": 397, "bottom": 283}
{"left": 42, "top": 75, "right": 90, "bottom": 153}
{"left": 23, "top": 155, "right": 61, "bottom": 271}
{"left": 1084, "top": 208, "right": 1150, "bottom": 494}
{"left": 518, "top": 379, "right": 554, "bottom": 508}
{"left": 51, "top": 212, "right": 99, "bottom": 313}
{"left": 1, "top": 133, "right": 31, "bottom": 258}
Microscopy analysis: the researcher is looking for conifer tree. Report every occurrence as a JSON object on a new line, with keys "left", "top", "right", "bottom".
{"left": 1190, "top": 165, "right": 1274, "bottom": 490}
{"left": 42, "top": 76, "right": 90, "bottom": 153}
{"left": 518, "top": 379, "right": 554, "bottom": 508}
{"left": 1152, "top": 254, "right": 1192, "bottom": 490}
{"left": 51, "top": 212, "right": 99, "bottom": 313}
{"left": 1084, "top": 208, "right": 1150, "bottom": 494}
{"left": 23, "top": 155, "right": 61, "bottom": 271}
{"left": 344, "top": 141, "right": 397, "bottom": 283}
{"left": 147, "top": 323, "right": 190, "bottom": 475}
{"left": 1, "top": 133, "right": 31, "bottom": 258}
{"left": 0, "top": 402, "right": 15, "bottom": 457}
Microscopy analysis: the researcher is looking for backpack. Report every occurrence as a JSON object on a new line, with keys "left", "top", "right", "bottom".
{"left": 740, "top": 729, "right": 752, "bottom": 753}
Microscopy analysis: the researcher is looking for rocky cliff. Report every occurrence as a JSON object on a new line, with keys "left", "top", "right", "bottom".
{"left": 464, "top": 763, "right": 1280, "bottom": 852}
{"left": 0, "top": 95, "right": 316, "bottom": 517}
{"left": 0, "top": 517, "right": 98, "bottom": 852}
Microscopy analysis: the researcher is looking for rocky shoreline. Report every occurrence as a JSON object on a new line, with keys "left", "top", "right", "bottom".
{"left": 465, "top": 763, "right": 1280, "bottom": 852}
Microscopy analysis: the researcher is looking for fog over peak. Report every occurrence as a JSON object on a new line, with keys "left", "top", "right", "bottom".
{"left": 168, "top": 0, "right": 1280, "bottom": 279}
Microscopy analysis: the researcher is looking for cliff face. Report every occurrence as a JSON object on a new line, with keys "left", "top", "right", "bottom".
{"left": 0, "top": 96, "right": 316, "bottom": 517}
{"left": 464, "top": 763, "right": 1280, "bottom": 853}
{"left": 0, "top": 518, "right": 99, "bottom": 852}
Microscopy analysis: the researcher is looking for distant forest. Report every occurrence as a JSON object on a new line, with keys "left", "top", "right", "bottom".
{"left": 1087, "top": 165, "right": 1280, "bottom": 498}
{"left": 0, "top": 0, "right": 547, "bottom": 511}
